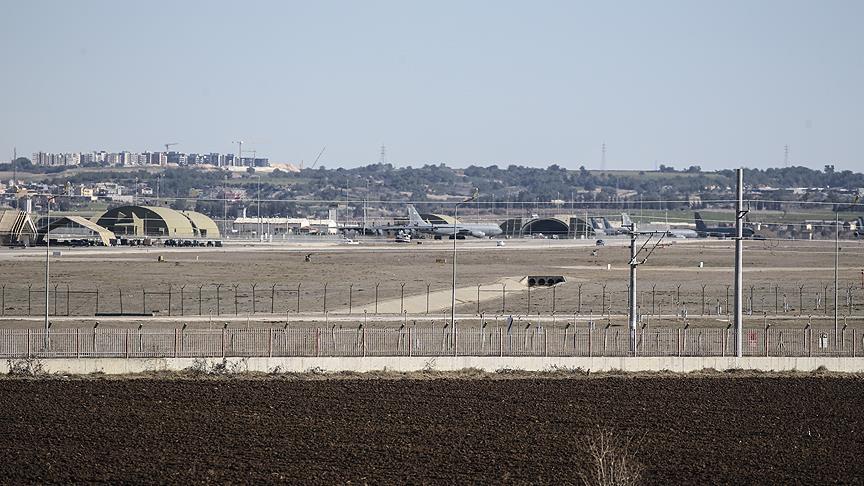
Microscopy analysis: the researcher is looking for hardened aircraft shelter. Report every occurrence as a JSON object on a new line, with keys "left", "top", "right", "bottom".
{"left": 93, "top": 205, "right": 220, "bottom": 239}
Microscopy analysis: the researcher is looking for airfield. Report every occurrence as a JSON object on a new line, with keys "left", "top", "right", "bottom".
{"left": 1, "top": 236, "right": 862, "bottom": 330}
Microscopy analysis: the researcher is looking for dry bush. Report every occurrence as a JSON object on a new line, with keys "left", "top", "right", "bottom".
{"left": 578, "top": 426, "right": 644, "bottom": 486}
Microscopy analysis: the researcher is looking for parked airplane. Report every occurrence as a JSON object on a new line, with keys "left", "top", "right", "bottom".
{"left": 620, "top": 213, "right": 698, "bottom": 238}
{"left": 407, "top": 205, "right": 503, "bottom": 238}
{"left": 694, "top": 212, "right": 754, "bottom": 238}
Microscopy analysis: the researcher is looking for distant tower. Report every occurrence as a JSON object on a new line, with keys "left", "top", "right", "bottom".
{"left": 601, "top": 143, "right": 607, "bottom": 171}
{"left": 12, "top": 147, "right": 17, "bottom": 209}
{"left": 784, "top": 145, "right": 789, "bottom": 167}
{"left": 380, "top": 144, "right": 387, "bottom": 164}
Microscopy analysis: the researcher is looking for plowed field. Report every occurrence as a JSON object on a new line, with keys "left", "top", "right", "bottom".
{"left": 1, "top": 375, "right": 862, "bottom": 484}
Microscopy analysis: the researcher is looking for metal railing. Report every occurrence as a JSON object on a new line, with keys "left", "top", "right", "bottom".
{"left": 1, "top": 326, "right": 861, "bottom": 359}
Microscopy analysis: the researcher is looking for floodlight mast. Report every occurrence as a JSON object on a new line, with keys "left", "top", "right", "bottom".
{"left": 450, "top": 189, "right": 479, "bottom": 342}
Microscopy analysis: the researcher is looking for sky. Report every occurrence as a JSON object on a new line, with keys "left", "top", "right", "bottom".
{"left": 1, "top": 1, "right": 862, "bottom": 171}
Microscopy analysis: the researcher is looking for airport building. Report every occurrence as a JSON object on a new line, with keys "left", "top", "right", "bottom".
{"left": 231, "top": 217, "right": 338, "bottom": 236}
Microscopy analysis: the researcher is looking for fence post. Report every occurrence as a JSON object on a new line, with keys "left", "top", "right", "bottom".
{"left": 808, "top": 327, "right": 812, "bottom": 357}
{"left": 0, "top": 284, "right": 4, "bottom": 317}
{"left": 454, "top": 322, "right": 458, "bottom": 357}
{"left": 588, "top": 324, "right": 592, "bottom": 357}
{"left": 199, "top": 285, "right": 204, "bottom": 316}
{"left": 297, "top": 283, "right": 301, "bottom": 313}
{"left": 499, "top": 327, "right": 503, "bottom": 357}
{"left": 174, "top": 328, "right": 178, "bottom": 358}
{"left": 27, "top": 329, "right": 31, "bottom": 358}
{"left": 600, "top": 284, "right": 607, "bottom": 316}
{"left": 180, "top": 285, "right": 185, "bottom": 317}
{"left": 221, "top": 329, "right": 226, "bottom": 358}
{"left": 362, "top": 327, "right": 366, "bottom": 357}
{"left": 408, "top": 326, "right": 412, "bottom": 357}
{"left": 233, "top": 284, "right": 239, "bottom": 316}
{"left": 477, "top": 285, "right": 481, "bottom": 315}
{"left": 76, "top": 328, "right": 80, "bottom": 358}
{"left": 316, "top": 328, "right": 320, "bottom": 357}
{"left": 765, "top": 327, "right": 769, "bottom": 357}
{"left": 853, "top": 329, "right": 856, "bottom": 358}
{"left": 125, "top": 329, "right": 130, "bottom": 358}
{"left": 349, "top": 284, "right": 353, "bottom": 314}
{"left": 251, "top": 283, "right": 257, "bottom": 314}
{"left": 323, "top": 283, "right": 328, "bottom": 314}
{"left": 544, "top": 328, "right": 548, "bottom": 357}
{"left": 271, "top": 284, "right": 277, "bottom": 314}
{"left": 677, "top": 328, "right": 682, "bottom": 357}
{"left": 66, "top": 284, "right": 70, "bottom": 316}
{"left": 426, "top": 283, "right": 431, "bottom": 315}
{"left": 27, "top": 284, "right": 32, "bottom": 316}
{"left": 374, "top": 283, "right": 379, "bottom": 314}
{"left": 268, "top": 329, "right": 273, "bottom": 358}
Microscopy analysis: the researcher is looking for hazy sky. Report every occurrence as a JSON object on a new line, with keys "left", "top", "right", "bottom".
{"left": 1, "top": 1, "right": 862, "bottom": 171}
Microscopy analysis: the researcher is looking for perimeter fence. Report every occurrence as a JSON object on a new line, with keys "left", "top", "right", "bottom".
{"left": 0, "top": 280, "right": 861, "bottom": 318}
{"left": 1, "top": 325, "right": 861, "bottom": 359}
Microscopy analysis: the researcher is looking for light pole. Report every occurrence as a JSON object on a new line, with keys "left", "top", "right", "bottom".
{"left": 450, "top": 189, "right": 479, "bottom": 335}
{"left": 256, "top": 174, "right": 261, "bottom": 240}
{"left": 44, "top": 195, "right": 54, "bottom": 335}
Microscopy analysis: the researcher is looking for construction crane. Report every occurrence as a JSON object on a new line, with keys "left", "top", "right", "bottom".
{"left": 232, "top": 140, "right": 244, "bottom": 166}
{"left": 307, "top": 146, "right": 327, "bottom": 170}
{"left": 164, "top": 142, "right": 178, "bottom": 152}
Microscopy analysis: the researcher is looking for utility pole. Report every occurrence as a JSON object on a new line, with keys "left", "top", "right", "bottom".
{"left": 734, "top": 168, "right": 745, "bottom": 357}
{"left": 628, "top": 227, "right": 637, "bottom": 354}
{"left": 834, "top": 211, "right": 839, "bottom": 347}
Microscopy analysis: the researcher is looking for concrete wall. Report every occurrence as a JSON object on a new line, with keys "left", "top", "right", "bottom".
{"left": 10, "top": 356, "right": 864, "bottom": 375}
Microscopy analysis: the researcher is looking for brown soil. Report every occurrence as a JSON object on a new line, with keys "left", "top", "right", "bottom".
{"left": 0, "top": 375, "right": 862, "bottom": 484}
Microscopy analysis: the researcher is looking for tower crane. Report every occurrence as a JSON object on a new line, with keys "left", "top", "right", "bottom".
{"left": 164, "top": 142, "right": 178, "bottom": 152}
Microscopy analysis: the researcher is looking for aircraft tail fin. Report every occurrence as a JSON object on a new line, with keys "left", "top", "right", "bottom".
{"left": 621, "top": 213, "right": 633, "bottom": 228}
{"left": 407, "top": 205, "right": 428, "bottom": 226}
{"left": 694, "top": 212, "right": 707, "bottom": 232}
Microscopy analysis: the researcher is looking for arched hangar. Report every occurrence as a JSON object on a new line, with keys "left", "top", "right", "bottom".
{"left": 518, "top": 216, "right": 595, "bottom": 237}
{"left": 93, "top": 206, "right": 220, "bottom": 239}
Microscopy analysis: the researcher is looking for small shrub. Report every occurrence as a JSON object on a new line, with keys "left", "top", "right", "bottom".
{"left": 7, "top": 358, "right": 46, "bottom": 377}
{"left": 577, "top": 427, "right": 644, "bottom": 486}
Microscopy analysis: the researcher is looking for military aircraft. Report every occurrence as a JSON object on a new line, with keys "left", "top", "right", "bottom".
{"left": 694, "top": 212, "right": 754, "bottom": 238}
{"left": 407, "top": 205, "right": 503, "bottom": 239}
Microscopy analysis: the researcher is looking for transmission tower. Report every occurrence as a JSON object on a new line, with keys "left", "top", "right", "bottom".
{"left": 601, "top": 143, "right": 606, "bottom": 171}
{"left": 380, "top": 144, "right": 387, "bottom": 164}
